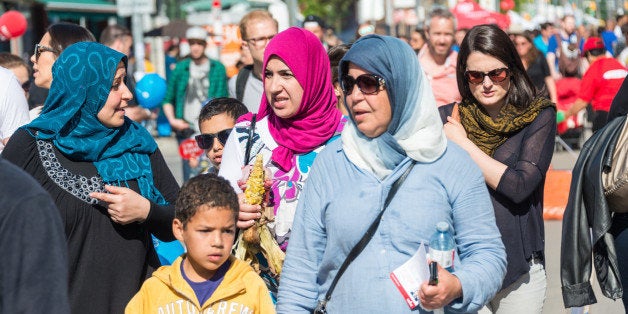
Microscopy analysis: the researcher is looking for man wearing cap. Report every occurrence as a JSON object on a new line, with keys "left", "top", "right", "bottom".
{"left": 563, "top": 36, "right": 627, "bottom": 132}
{"left": 162, "top": 26, "right": 229, "bottom": 181}
{"left": 229, "top": 10, "right": 278, "bottom": 112}
{"left": 303, "top": 15, "right": 328, "bottom": 50}
{"left": 418, "top": 7, "right": 461, "bottom": 107}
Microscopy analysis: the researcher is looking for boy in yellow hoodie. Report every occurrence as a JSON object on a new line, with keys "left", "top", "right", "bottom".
{"left": 126, "top": 173, "right": 275, "bottom": 313}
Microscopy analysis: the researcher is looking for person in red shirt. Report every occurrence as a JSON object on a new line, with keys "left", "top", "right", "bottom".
{"left": 564, "top": 36, "right": 627, "bottom": 131}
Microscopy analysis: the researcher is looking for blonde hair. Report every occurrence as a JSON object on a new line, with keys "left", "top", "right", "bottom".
{"left": 239, "top": 10, "right": 278, "bottom": 40}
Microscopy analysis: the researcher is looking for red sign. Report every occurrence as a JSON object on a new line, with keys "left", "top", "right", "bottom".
{"left": 179, "top": 138, "right": 204, "bottom": 160}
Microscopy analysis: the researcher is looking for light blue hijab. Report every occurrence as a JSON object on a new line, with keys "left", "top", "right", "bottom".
{"left": 339, "top": 34, "right": 447, "bottom": 179}
{"left": 25, "top": 41, "right": 166, "bottom": 205}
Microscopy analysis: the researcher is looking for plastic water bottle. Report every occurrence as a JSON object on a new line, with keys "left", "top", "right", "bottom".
{"left": 429, "top": 221, "right": 455, "bottom": 272}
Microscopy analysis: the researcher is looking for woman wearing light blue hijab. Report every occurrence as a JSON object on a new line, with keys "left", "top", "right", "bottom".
{"left": 277, "top": 35, "right": 506, "bottom": 313}
{"left": 2, "top": 42, "right": 180, "bottom": 314}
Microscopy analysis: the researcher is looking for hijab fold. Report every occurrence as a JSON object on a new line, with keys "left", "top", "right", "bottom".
{"left": 339, "top": 35, "right": 447, "bottom": 179}
{"left": 242, "top": 27, "right": 342, "bottom": 171}
{"left": 25, "top": 42, "right": 166, "bottom": 205}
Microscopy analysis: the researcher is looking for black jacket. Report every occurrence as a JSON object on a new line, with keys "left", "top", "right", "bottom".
{"left": 561, "top": 115, "right": 627, "bottom": 307}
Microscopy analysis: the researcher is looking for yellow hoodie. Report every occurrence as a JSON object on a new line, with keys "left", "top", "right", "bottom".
{"left": 125, "top": 255, "right": 275, "bottom": 314}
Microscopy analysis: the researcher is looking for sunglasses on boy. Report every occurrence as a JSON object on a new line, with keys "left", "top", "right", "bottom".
{"left": 341, "top": 73, "right": 386, "bottom": 95}
{"left": 34, "top": 44, "right": 58, "bottom": 62}
{"left": 465, "top": 67, "right": 510, "bottom": 85}
{"left": 194, "top": 129, "right": 232, "bottom": 150}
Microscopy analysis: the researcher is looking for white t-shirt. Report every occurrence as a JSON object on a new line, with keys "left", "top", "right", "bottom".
{"left": 218, "top": 117, "right": 343, "bottom": 247}
{"left": 184, "top": 61, "right": 210, "bottom": 133}
{"left": 228, "top": 71, "right": 264, "bottom": 113}
{"left": 0, "top": 67, "right": 29, "bottom": 153}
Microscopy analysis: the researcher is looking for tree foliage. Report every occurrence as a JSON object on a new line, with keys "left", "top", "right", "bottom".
{"left": 299, "top": 0, "right": 355, "bottom": 33}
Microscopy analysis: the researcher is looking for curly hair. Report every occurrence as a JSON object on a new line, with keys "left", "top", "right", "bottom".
{"left": 175, "top": 173, "right": 239, "bottom": 227}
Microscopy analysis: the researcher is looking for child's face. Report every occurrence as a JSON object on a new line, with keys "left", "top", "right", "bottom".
{"left": 199, "top": 113, "right": 236, "bottom": 169}
{"left": 173, "top": 206, "right": 236, "bottom": 281}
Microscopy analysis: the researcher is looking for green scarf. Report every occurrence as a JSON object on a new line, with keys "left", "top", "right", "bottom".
{"left": 459, "top": 97, "right": 555, "bottom": 156}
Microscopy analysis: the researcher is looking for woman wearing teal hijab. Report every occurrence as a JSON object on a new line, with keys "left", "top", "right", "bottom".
{"left": 2, "top": 42, "right": 180, "bottom": 313}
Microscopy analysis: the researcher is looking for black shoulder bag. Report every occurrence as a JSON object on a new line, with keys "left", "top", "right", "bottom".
{"left": 313, "top": 161, "right": 416, "bottom": 314}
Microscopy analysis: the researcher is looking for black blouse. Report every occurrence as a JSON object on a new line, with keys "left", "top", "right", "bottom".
{"left": 439, "top": 104, "right": 557, "bottom": 289}
{"left": 2, "top": 128, "right": 180, "bottom": 314}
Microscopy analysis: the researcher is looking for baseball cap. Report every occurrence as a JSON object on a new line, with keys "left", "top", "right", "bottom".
{"left": 303, "top": 15, "right": 326, "bottom": 29}
{"left": 582, "top": 37, "right": 605, "bottom": 55}
{"left": 186, "top": 26, "right": 208, "bottom": 40}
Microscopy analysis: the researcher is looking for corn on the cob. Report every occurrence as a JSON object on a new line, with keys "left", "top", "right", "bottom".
{"left": 234, "top": 154, "right": 285, "bottom": 277}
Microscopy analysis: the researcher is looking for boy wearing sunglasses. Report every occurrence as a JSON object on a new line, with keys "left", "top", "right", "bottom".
{"left": 191, "top": 98, "right": 249, "bottom": 174}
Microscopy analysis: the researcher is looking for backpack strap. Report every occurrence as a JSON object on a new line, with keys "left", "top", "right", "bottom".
{"left": 235, "top": 65, "right": 253, "bottom": 102}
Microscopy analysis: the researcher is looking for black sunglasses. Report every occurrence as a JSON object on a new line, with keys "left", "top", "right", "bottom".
{"left": 21, "top": 80, "right": 31, "bottom": 93}
{"left": 194, "top": 129, "right": 232, "bottom": 150}
{"left": 33, "top": 44, "right": 58, "bottom": 62}
{"left": 465, "top": 68, "right": 510, "bottom": 84}
{"left": 188, "top": 38, "right": 207, "bottom": 46}
{"left": 341, "top": 74, "right": 386, "bottom": 95}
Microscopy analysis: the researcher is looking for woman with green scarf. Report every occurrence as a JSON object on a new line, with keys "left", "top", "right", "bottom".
{"left": 2, "top": 42, "right": 180, "bottom": 313}
{"left": 439, "top": 24, "right": 556, "bottom": 314}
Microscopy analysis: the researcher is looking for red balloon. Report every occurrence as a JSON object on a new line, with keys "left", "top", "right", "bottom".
{"left": 0, "top": 10, "right": 27, "bottom": 41}
{"left": 178, "top": 138, "right": 203, "bottom": 160}
{"left": 500, "top": 0, "right": 514, "bottom": 11}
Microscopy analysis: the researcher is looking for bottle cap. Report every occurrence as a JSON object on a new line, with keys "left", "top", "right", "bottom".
{"left": 436, "top": 221, "right": 449, "bottom": 232}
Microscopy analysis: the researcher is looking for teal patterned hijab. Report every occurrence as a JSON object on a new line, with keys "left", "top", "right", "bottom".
{"left": 25, "top": 42, "right": 166, "bottom": 205}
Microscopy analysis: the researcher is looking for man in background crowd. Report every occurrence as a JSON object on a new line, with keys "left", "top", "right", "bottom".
{"left": 229, "top": 10, "right": 278, "bottom": 112}
{"left": 418, "top": 7, "right": 461, "bottom": 107}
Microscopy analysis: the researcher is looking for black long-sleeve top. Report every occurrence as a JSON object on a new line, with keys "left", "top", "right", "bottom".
{"left": 440, "top": 104, "right": 557, "bottom": 289}
{"left": 2, "top": 128, "right": 180, "bottom": 314}
{"left": 0, "top": 157, "right": 70, "bottom": 313}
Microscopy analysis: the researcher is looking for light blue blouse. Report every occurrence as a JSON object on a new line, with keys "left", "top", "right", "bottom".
{"left": 277, "top": 140, "right": 507, "bottom": 313}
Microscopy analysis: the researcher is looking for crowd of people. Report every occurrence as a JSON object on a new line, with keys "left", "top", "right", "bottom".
{"left": 0, "top": 6, "right": 627, "bottom": 314}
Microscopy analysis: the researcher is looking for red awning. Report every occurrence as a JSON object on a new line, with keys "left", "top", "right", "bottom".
{"left": 451, "top": 0, "right": 510, "bottom": 31}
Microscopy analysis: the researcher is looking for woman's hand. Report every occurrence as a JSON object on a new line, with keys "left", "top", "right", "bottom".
{"left": 418, "top": 263, "right": 463, "bottom": 310}
{"left": 90, "top": 185, "right": 151, "bottom": 225}
{"left": 444, "top": 116, "right": 470, "bottom": 147}
{"left": 237, "top": 192, "right": 262, "bottom": 229}
{"left": 169, "top": 118, "right": 190, "bottom": 131}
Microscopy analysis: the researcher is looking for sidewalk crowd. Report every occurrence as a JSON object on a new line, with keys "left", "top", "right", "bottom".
{"left": 0, "top": 6, "right": 627, "bottom": 314}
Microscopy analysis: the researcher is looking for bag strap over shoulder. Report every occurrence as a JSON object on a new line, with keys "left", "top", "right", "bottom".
{"left": 315, "top": 161, "right": 416, "bottom": 312}
{"left": 244, "top": 114, "right": 256, "bottom": 165}
{"left": 235, "top": 65, "right": 253, "bottom": 102}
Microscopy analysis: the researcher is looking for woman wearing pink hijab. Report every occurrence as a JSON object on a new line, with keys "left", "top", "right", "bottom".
{"left": 218, "top": 27, "right": 344, "bottom": 298}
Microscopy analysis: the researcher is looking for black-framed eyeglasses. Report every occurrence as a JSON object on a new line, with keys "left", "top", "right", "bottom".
{"left": 246, "top": 35, "right": 275, "bottom": 47}
{"left": 340, "top": 74, "right": 386, "bottom": 95}
{"left": 194, "top": 129, "right": 232, "bottom": 150}
{"left": 188, "top": 38, "right": 207, "bottom": 46}
{"left": 34, "top": 44, "right": 58, "bottom": 62}
{"left": 465, "top": 67, "right": 510, "bottom": 84}
{"left": 21, "top": 80, "right": 31, "bottom": 93}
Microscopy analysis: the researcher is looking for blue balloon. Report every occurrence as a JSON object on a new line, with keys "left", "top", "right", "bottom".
{"left": 135, "top": 73, "right": 167, "bottom": 109}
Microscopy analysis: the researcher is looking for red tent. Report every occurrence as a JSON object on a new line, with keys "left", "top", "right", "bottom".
{"left": 451, "top": 0, "right": 510, "bottom": 30}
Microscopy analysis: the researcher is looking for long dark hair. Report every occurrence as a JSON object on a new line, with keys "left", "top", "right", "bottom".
{"left": 456, "top": 24, "right": 536, "bottom": 109}
{"left": 47, "top": 22, "right": 96, "bottom": 56}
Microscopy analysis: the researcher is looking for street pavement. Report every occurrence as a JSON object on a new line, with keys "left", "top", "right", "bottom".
{"left": 155, "top": 135, "right": 625, "bottom": 314}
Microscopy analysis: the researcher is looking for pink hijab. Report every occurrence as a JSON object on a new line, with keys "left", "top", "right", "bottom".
{"left": 244, "top": 27, "right": 342, "bottom": 171}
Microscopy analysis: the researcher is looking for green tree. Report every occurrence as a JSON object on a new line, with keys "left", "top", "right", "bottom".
{"left": 299, "top": 0, "right": 355, "bottom": 35}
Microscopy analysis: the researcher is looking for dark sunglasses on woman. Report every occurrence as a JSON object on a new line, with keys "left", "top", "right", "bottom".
{"left": 341, "top": 73, "right": 386, "bottom": 95}
{"left": 34, "top": 44, "right": 58, "bottom": 62}
{"left": 465, "top": 68, "right": 510, "bottom": 84}
{"left": 194, "top": 129, "right": 232, "bottom": 150}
